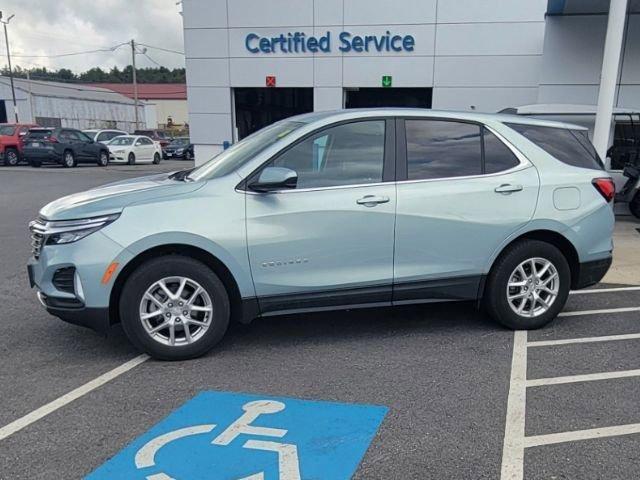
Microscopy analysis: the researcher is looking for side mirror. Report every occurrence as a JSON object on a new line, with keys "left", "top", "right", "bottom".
{"left": 248, "top": 167, "right": 298, "bottom": 192}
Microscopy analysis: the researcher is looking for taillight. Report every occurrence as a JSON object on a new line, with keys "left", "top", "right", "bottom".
{"left": 592, "top": 177, "right": 615, "bottom": 203}
{"left": 48, "top": 136, "right": 59, "bottom": 143}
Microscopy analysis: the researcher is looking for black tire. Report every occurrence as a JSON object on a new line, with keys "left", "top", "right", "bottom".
{"left": 119, "top": 256, "right": 230, "bottom": 360}
{"left": 185, "top": 150, "right": 192, "bottom": 161}
{"left": 30, "top": 159, "right": 41, "bottom": 168}
{"left": 4, "top": 148, "right": 19, "bottom": 166}
{"left": 62, "top": 150, "right": 76, "bottom": 168}
{"left": 484, "top": 240, "right": 571, "bottom": 330}
{"left": 153, "top": 152, "right": 161, "bottom": 164}
{"left": 630, "top": 192, "right": 640, "bottom": 219}
{"left": 128, "top": 152, "right": 135, "bottom": 165}
{"left": 97, "top": 150, "right": 109, "bottom": 167}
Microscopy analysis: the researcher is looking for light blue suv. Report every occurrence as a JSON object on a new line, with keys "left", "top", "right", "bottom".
{"left": 27, "top": 109, "right": 615, "bottom": 360}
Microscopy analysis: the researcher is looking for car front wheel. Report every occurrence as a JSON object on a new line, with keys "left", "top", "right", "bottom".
{"left": 119, "top": 256, "right": 230, "bottom": 360}
{"left": 484, "top": 239, "right": 570, "bottom": 330}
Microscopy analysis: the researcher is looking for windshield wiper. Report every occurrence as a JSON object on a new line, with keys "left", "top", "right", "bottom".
{"left": 169, "top": 168, "right": 195, "bottom": 182}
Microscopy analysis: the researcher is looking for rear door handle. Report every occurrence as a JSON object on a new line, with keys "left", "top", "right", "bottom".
{"left": 356, "top": 195, "right": 390, "bottom": 206}
{"left": 494, "top": 184, "right": 523, "bottom": 194}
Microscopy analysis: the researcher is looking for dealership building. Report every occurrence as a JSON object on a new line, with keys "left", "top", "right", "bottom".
{"left": 182, "top": 0, "right": 640, "bottom": 165}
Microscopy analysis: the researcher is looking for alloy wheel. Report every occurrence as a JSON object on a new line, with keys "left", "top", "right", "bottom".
{"left": 139, "top": 276, "right": 213, "bottom": 346}
{"left": 506, "top": 257, "right": 559, "bottom": 317}
{"left": 6, "top": 150, "right": 18, "bottom": 165}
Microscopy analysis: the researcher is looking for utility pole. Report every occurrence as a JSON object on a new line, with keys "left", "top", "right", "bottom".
{"left": 26, "top": 70, "right": 34, "bottom": 122}
{"left": 0, "top": 12, "right": 18, "bottom": 123}
{"left": 131, "top": 39, "right": 139, "bottom": 130}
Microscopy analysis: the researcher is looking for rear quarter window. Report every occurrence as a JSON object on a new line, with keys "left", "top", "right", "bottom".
{"left": 505, "top": 123, "right": 603, "bottom": 171}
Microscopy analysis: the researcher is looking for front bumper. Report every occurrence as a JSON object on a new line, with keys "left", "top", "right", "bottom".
{"left": 27, "top": 230, "right": 134, "bottom": 333}
{"left": 574, "top": 255, "right": 613, "bottom": 289}
{"left": 31, "top": 286, "right": 111, "bottom": 333}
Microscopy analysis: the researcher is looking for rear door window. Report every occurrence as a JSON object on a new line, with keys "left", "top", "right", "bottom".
{"left": 506, "top": 123, "right": 603, "bottom": 170}
{"left": 405, "top": 120, "right": 482, "bottom": 180}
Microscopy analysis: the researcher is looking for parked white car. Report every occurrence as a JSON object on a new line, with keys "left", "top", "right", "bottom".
{"left": 83, "top": 129, "right": 128, "bottom": 144}
{"left": 107, "top": 135, "right": 162, "bottom": 165}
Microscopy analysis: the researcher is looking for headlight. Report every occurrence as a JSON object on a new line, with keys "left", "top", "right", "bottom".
{"left": 39, "top": 214, "right": 120, "bottom": 245}
{"left": 175, "top": 148, "right": 184, "bottom": 154}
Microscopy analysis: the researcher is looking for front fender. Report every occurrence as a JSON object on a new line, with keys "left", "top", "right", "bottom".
{"left": 107, "top": 231, "right": 255, "bottom": 299}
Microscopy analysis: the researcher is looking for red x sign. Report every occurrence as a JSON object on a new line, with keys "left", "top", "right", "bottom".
{"left": 265, "top": 75, "right": 276, "bottom": 87}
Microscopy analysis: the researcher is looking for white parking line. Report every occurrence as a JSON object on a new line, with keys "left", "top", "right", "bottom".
{"left": 570, "top": 286, "right": 640, "bottom": 295}
{"left": 526, "top": 368, "right": 640, "bottom": 387}
{"left": 500, "top": 330, "right": 528, "bottom": 480}
{"left": 558, "top": 306, "right": 640, "bottom": 317}
{"left": 528, "top": 332, "right": 640, "bottom": 347}
{"left": 0, "top": 354, "right": 148, "bottom": 442}
{"left": 525, "top": 423, "right": 640, "bottom": 448}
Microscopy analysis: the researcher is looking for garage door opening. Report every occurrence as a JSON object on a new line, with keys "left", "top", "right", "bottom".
{"left": 344, "top": 88, "right": 432, "bottom": 109}
{"left": 234, "top": 88, "right": 313, "bottom": 140}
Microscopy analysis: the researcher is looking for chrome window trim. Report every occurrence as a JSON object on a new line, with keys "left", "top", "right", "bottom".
{"left": 240, "top": 121, "right": 531, "bottom": 195}
{"left": 241, "top": 180, "right": 391, "bottom": 195}
{"left": 397, "top": 124, "right": 532, "bottom": 186}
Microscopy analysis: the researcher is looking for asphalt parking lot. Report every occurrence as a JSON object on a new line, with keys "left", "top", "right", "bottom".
{"left": 0, "top": 163, "right": 639, "bottom": 479}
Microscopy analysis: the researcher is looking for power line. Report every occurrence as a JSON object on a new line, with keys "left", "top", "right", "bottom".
{"left": 141, "top": 51, "right": 162, "bottom": 67}
{"left": 138, "top": 43, "right": 184, "bottom": 55}
{"left": 11, "top": 42, "right": 128, "bottom": 59}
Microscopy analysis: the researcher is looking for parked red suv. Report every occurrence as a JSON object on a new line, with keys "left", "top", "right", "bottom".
{"left": 0, "top": 123, "right": 39, "bottom": 166}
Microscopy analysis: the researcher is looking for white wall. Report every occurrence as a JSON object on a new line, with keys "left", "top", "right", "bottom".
{"left": 538, "top": 15, "right": 640, "bottom": 109}
{"left": 181, "top": 0, "right": 550, "bottom": 164}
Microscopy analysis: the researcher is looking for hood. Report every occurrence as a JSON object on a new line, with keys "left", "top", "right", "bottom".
{"left": 40, "top": 171, "right": 205, "bottom": 221}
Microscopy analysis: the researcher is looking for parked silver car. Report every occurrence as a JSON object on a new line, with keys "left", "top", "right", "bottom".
{"left": 27, "top": 109, "right": 614, "bottom": 360}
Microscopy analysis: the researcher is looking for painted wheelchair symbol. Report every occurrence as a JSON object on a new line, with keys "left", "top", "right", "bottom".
{"left": 135, "top": 400, "right": 301, "bottom": 480}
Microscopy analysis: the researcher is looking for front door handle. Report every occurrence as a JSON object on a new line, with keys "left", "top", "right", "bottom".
{"left": 356, "top": 195, "right": 390, "bottom": 206}
{"left": 494, "top": 184, "right": 523, "bottom": 194}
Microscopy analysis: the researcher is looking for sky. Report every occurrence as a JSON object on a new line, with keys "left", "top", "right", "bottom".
{"left": 0, "top": 0, "right": 185, "bottom": 73}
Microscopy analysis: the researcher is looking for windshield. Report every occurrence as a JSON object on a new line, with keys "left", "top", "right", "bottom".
{"left": 109, "top": 137, "right": 134, "bottom": 146}
{"left": 170, "top": 138, "right": 189, "bottom": 146}
{"left": 188, "top": 121, "right": 305, "bottom": 181}
{"left": 0, "top": 125, "right": 16, "bottom": 136}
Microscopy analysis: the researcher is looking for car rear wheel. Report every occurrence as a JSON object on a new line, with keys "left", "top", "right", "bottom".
{"left": 63, "top": 150, "right": 76, "bottom": 168}
{"left": 119, "top": 256, "right": 230, "bottom": 360}
{"left": 630, "top": 192, "right": 640, "bottom": 219}
{"left": 153, "top": 152, "right": 161, "bottom": 164}
{"left": 128, "top": 152, "right": 135, "bottom": 165}
{"left": 4, "top": 148, "right": 19, "bottom": 166}
{"left": 484, "top": 239, "right": 570, "bottom": 330}
{"left": 97, "top": 150, "right": 109, "bottom": 167}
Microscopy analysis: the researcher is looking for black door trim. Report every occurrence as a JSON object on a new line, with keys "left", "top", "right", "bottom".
{"left": 252, "top": 275, "right": 483, "bottom": 317}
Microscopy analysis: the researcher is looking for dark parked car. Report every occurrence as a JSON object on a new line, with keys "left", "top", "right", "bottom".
{"left": 163, "top": 137, "right": 193, "bottom": 160}
{"left": 23, "top": 128, "right": 110, "bottom": 168}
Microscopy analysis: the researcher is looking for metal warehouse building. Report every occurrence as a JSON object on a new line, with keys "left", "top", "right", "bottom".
{"left": 0, "top": 76, "right": 143, "bottom": 132}
{"left": 182, "top": 0, "right": 640, "bottom": 165}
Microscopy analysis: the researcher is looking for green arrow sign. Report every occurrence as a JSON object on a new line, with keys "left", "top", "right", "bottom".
{"left": 381, "top": 75, "right": 392, "bottom": 88}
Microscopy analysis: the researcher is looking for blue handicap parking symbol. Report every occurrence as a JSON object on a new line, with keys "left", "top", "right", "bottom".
{"left": 87, "top": 391, "right": 388, "bottom": 480}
